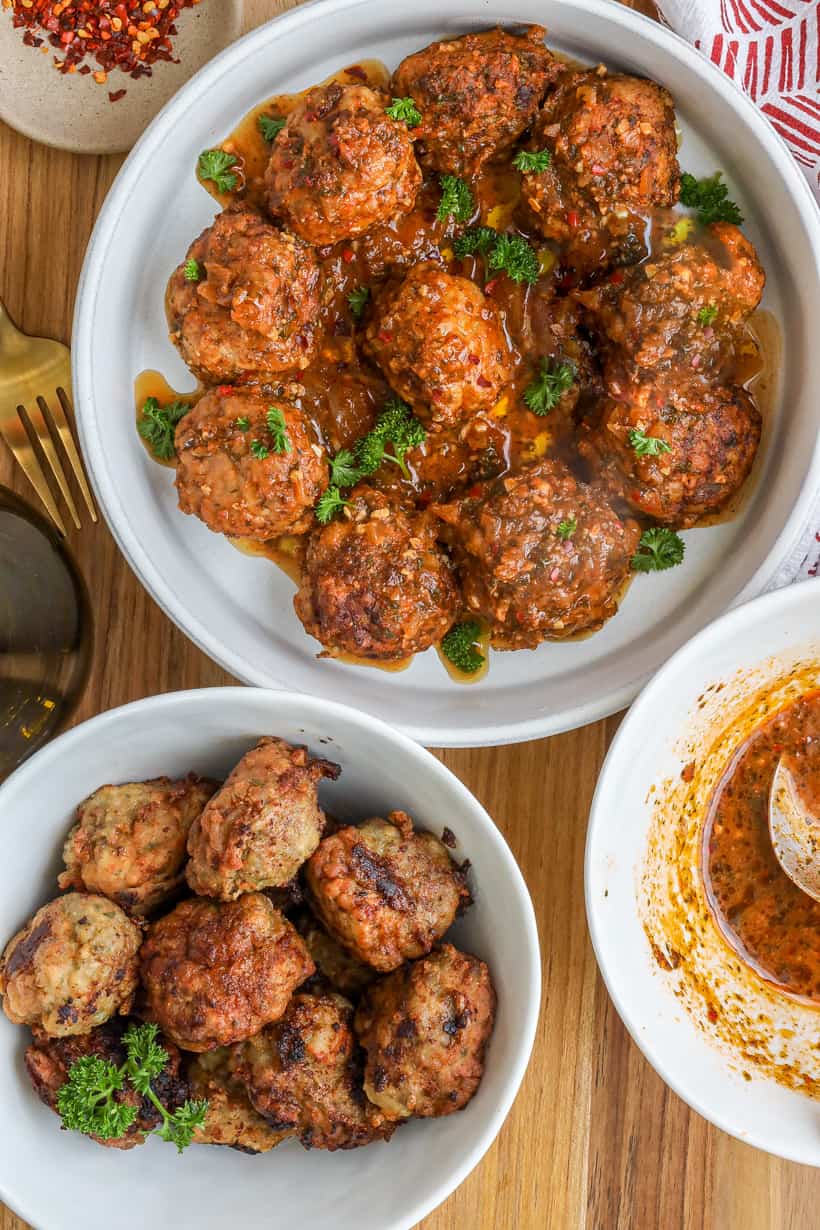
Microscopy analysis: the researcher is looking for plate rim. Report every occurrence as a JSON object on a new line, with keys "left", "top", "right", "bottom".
{"left": 72, "top": 0, "right": 820, "bottom": 747}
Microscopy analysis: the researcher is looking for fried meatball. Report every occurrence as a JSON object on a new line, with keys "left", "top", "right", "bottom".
{"left": 575, "top": 222, "right": 765, "bottom": 384}
{"left": 24, "top": 1020, "right": 188, "bottom": 1149}
{"left": 233, "top": 990, "right": 395, "bottom": 1150}
{"left": 174, "top": 387, "right": 328, "bottom": 541}
{"left": 294, "top": 486, "right": 458, "bottom": 662}
{"left": 392, "top": 26, "right": 560, "bottom": 176}
{"left": 165, "top": 206, "right": 321, "bottom": 383}
{"left": 354, "top": 943, "right": 496, "bottom": 1119}
{"left": 187, "top": 1046, "right": 292, "bottom": 1153}
{"left": 434, "top": 459, "right": 641, "bottom": 648}
{"left": 295, "top": 913, "right": 377, "bottom": 998}
{"left": 0, "top": 894, "right": 141, "bottom": 1037}
{"left": 139, "top": 893, "right": 314, "bottom": 1052}
{"left": 579, "top": 378, "right": 762, "bottom": 528}
{"left": 186, "top": 737, "right": 341, "bottom": 901}
{"left": 305, "top": 810, "right": 471, "bottom": 973}
{"left": 364, "top": 263, "right": 513, "bottom": 427}
{"left": 522, "top": 68, "right": 679, "bottom": 266}
{"left": 58, "top": 775, "right": 217, "bottom": 916}
{"left": 265, "top": 83, "right": 421, "bottom": 246}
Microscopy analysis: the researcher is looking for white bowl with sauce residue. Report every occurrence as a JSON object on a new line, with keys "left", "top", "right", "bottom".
{"left": 73, "top": 0, "right": 820, "bottom": 747}
{"left": 586, "top": 578, "right": 820, "bottom": 1165}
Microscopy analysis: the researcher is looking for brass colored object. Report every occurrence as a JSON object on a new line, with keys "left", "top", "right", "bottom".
{"left": 0, "top": 299, "right": 97, "bottom": 536}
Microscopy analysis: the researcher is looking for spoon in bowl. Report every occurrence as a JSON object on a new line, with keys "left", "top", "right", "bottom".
{"left": 769, "top": 756, "right": 820, "bottom": 902}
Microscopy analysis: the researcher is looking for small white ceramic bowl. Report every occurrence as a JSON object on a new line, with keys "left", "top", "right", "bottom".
{"left": 586, "top": 578, "right": 820, "bottom": 1164}
{"left": 0, "top": 689, "right": 540, "bottom": 1230}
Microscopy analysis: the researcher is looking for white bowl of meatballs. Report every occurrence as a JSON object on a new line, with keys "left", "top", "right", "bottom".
{"left": 0, "top": 688, "right": 539, "bottom": 1230}
{"left": 73, "top": 0, "right": 820, "bottom": 744}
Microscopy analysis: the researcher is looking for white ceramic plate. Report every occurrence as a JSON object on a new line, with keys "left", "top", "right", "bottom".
{"left": 73, "top": 0, "right": 820, "bottom": 747}
{"left": 0, "top": 688, "right": 540, "bottom": 1230}
{"left": 586, "top": 578, "right": 820, "bottom": 1164}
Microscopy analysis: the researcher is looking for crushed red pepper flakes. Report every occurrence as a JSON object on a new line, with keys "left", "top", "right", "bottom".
{"left": 3, "top": 0, "right": 203, "bottom": 98}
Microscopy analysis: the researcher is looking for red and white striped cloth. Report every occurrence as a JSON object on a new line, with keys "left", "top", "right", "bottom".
{"left": 657, "top": 0, "right": 820, "bottom": 582}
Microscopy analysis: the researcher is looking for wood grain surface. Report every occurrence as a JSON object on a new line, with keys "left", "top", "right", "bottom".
{"left": 1, "top": 2, "right": 818, "bottom": 1226}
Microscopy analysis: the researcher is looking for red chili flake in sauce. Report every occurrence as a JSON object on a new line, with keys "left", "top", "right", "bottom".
{"left": 377, "top": 330, "right": 393, "bottom": 343}
{"left": 341, "top": 248, "right": 355, "bottom": 264}
{"left": 566, "top": 210, "right": 580, "bottom": 228}
{"left": 6, "top": 0, "right": 203, "bottom": 95}
{"left": 483, "top": 277, "right": 500, "bottom": 296}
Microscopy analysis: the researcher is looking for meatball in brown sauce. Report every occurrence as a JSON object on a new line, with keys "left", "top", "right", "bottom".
{"left": 139, "top": 893, "right": 314, "bottom": 1052}
{"left": 166, "top": 206, "right": 322, "bottom": 383}
{"left": 186, "top": 736, "right": 340, "bottom": 901}
{"left": 294, "top": 487, "right": 458, "bottom": 662}
{"left": 174, "top": 386, "right": 328, "bottom": 541}
{"left": 266, "top": 83, "right": 421, "bottom": 246}
{"left": 392, "top": 26, "right": 560, "bottom": 177}
{"left": 354, "top": 943, "right": 496, "bottom": 1119}
{"left": 435, "top": 458, "right": 640, "bottom": 648}
{"left": 305, "top": 809, "right": 471, "bottom": 972}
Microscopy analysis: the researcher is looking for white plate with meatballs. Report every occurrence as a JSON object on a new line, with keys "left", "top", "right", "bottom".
{"left": 73, "top": 0, "right": 820, "bottom": 746}
{"left": 0, "top": 688, "right": 539, "bottom": 1230}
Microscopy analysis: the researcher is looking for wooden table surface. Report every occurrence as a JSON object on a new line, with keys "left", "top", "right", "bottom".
{"left": 1, "top": 2, "right": 818, "bottom": 1226}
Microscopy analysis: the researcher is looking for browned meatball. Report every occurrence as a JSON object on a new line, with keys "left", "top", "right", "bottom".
{"left": 59, "top": 775, "right": 217, "bottom": 916}
{"left": 187, "top": 1047, "right": 292, "bottom": 1153}
{"left": 578, "top": 378, "right": 762, "bottom": 528}
{"left": 435, "top": 459, "right": 641, "bottom": 648}
{"left": 295, "top": 913, "right": 377, "bottom": 999}
{"left": 0, "top": 894, "right": 141, "bottom": 1037}
{"left": 24, "top": 1020, "right": 188, "bottom": 1150}
{"left": 174, "top": 387, "right": 328, "bottom": 541}
{"left": 165, "top": 206, "right": 321, "bottom": 383}
{"left": 364, "top": 263, "right": 513, "bottom": 427}
{"left": 521, "top": 68, "right": 679, "bottom": 269}
{"left": 354, "top": 944, "right": 496, "bottom": 1119}
{"left": 294, "top": 487, "right": 458, "bottom": 662}
{"left": 265, "top": 83, "right": 421, "bottom": 246}
{"left": 139, "top": 893, "right": 314, "bottom": 1052}
{"left": 392, "top": 26, "right": 560, "bottom": 176}
{"left": 186, "top": 737, "right": 340, "bottom": 901}
{"left": 304, "top": 810, "right": 471, "bottom": 973}
{"left": 575, "top": 222, "right": 765, "bottom": 384}
{"left": 232, "top": 990, "right": 395, "bottom": 1150}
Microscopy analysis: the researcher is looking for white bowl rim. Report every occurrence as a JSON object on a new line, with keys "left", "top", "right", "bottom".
{"left": 72, "top": 0, "right": 820, "bottom": 748}
{"left": 584, "top": 576, "right": 820, "bottom": 1162}
{"left": 0, "top": 685, "right": 541, "bottom": 1229}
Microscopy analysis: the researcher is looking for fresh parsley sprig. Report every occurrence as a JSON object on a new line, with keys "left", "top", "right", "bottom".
{"left": 266, "top": 406, "right": 291, "bottom": 453}
{"left": 385, "top": 97, "right": 422, "bottom": 127}
{"left": 453, "top": 226, "right": 498, "bottom": 259}
{"left": 631, "top": 527, "right": 686, "bottom": 572}
{"left": 258, "top": 112, "right": 286, "bottom": 142}
{"left": 138, "top": 397, "right": 190, "bottom": 461}
{"left": 315, "top": 486, "right": 351, "bottom": 525}
{"left": 513, "top": 148, "right": 552, "bottom": 173}
{"left": 487, "top": 233, "right": 540, "bottom": 285}
{"left": 354, "top": 397, "right": 426, "bottom": 480}
{"left": 523, "top": 358, "right": 576, "bottom": 416}
{"left": 183, "top": 258, "right": 202, "bottom": 282}
{"left": 628, "top": 428, "right": 672, "bottom": 457}
{"left": 198, "top": 149, "right": 239, "bottom": 193}
{"left": 56, "top": 1023, "right": 207, "bottom": 1152}
{"left": 697, "top": 304, "right": 718, "bottom": 327}
{"left": 347, "top": 285, "right": 371, "bottom": 320}
{"left": 679, "top": 171, "right": 743, "bottom": 226}
{"left": 556, "top": 517, "right": 577, "bottom": 541}
{"left": 329, "top": 449, "right": 361, "bottom": 488}
{"left": 441, "top": 621, "right": 485, "bottom": 675}
{"left": 437, "top": 175, "right": 474, "bottom": 224}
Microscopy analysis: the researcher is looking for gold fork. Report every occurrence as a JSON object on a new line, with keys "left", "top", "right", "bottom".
{"left": 0, "top": 298, "right": 97, "bottom": 536}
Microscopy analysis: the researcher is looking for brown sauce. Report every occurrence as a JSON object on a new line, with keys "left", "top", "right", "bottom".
{"left": 702, "top": 690, "right": 820, "bottom": 1003}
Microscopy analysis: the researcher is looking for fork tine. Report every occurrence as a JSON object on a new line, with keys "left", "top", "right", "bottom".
{"left": 0, "top": 409, "right": 67, "bottom": 536}
{"left": 52, "top": 389, "right": 98, "bottom": 523}
{"left": 22, "top": 399, "right": 81, "bottom": 531}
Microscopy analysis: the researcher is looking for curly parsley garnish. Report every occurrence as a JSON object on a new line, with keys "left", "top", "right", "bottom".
{"left": 513, "top": 148, "right": 552, "bottom": 173}
{"left": 437, "top": 174, "right": 474, "bottom": 224}
{"left": 56, "top": 1023, "right": 207, "bottom": 1152}
{"left": 236, "top": 416, "right": 250, "bottom": 431}
{"left": 441, "top": 621, "right": 485, "bottom": 675}
{"left": 266, "top": 406, "right": 291, "bottom": 453}
{"left": 329, "top": 449, "right": 361, "bottom": 488}
{"left": 198, "top": 148, "right": 238, "bottom": 193}
{"left": 488, "top": 233, "right": 540, "bottom": 285}
{"left": 556, "top": 517, "right": 577, "bottom": 541}
{"left": 523, "top": 358, "right": 576, "bottom": 416}
{"left": 631, "top": 527, "right": 686, "bottom": 572}
{"left": 138, "top": 396, "right": 190, "bottom": 461}
{"left": 258, "top": 113, "right": 286, "bottom": 142}
{"left": 453, "top": 226, "right": 498, "bottom": 259}
{"left": 183, "top": 258, "right": 202, "bottom": 282}
{"left": 697, "top": 304, "right": 718, "bottom": 327}
{"left": 385, "top": 97, "right": 422, "bottom": 127}
{"left": 347, "top": 285, "right": 371, "bottom": 319}
{"left": 628, "top": 428, "right": 672, "bottom": 457}
{"left": 354, "top": 397, "right": 426, "bottom": 480}
{"left": 315, "top": 486, "right": 351, "bottom": 524}
{"left": 679, "top": 171, "right": 743, "bottom": 226}
{"left": 250, "top": 440, "right": 269, "bottom": 460}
